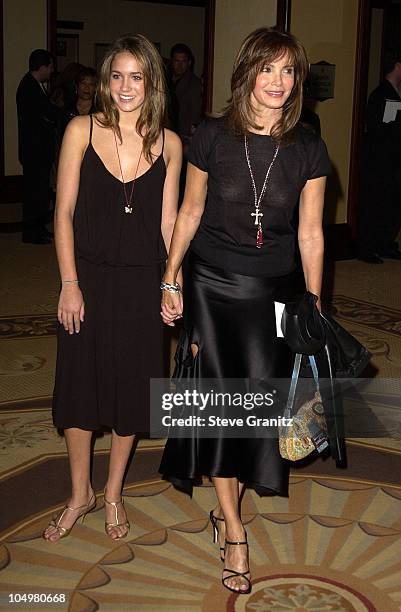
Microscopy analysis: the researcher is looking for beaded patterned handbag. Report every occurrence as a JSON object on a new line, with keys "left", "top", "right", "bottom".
{"left": 279, "top": 354, "right": 329, "bottom": 461}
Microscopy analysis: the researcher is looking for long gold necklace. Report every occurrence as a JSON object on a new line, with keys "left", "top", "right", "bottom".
{"left": 113, "top": 131, "right": 143, "bottom": 214}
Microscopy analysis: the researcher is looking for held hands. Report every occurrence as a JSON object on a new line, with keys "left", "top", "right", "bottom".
{"left": 161, "top": 281, "right": 183, "bottom": 327}
{"left": 58, "top": 284, "right": 85, "bottom": 334}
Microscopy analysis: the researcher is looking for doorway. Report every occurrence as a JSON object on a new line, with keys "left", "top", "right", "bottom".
{"left": 349, "top": 0, "right": 401, "bottom": 240}
{"left": 47, "top": 0, "right": 216, "bottom": 115}
{"left": 280, "top": 0, "right": 399, "bottom": 256}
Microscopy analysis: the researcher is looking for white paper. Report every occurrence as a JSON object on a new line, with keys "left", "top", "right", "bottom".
{"left": 383, "top": 99, "right": 401, "bottom": 123}
{"left": 274, "top": 301, "right": 285, "bottom": 338}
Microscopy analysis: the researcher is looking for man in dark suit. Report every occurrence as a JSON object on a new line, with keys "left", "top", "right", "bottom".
{"left": 16, "top": 49, "right": 56, "bottom": 244}
{"left": 167, "top": 44, "right": 202, "bottom": 203}
{"left": 357, "top": 49, "right": 401, "bottom": 263}
{"left": 167, "top": 44, "right": 202, "bottom": 148}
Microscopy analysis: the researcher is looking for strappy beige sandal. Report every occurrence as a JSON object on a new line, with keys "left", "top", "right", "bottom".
{"left": 104, "top": 489, "right": 130, "bottom": 539}
{"left": 43, "top": 492, "right": 96, "bottom": 541}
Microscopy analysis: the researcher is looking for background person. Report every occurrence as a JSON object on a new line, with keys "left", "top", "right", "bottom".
{"left": 16, "top": 49, "right": 56, "bottom": 244}
{"left": 56, "top": 67, "right": 98, "bottom": 146}
{"left": 71, "top": 66, "right": 97, "bottom": 116}
{"left": 357, "top": 48, "right": 401, "bottom": 263}
{"left": 50, "top": 62, "right": 85, "bottom": 110}
{"left": 167, "top": 43, "right": 202, "bottom": 148}
{"left": 43, "top": 34, "right": 181, "bottom": 543}
{"left": 159, "top": 27, "right": 330, "bottom": 595}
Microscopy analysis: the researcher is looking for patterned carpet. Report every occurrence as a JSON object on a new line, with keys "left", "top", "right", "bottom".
{"left": 2, "top": 475, "right": 401, "bottom": 611}
{"left": 1, "top": 225, "right": 401, "bottom": 611}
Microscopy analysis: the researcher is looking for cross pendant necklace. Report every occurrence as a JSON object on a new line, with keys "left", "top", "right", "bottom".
{"left": 251, "top": 210, "right": 263, "bottom": 225}
{"left": 244, "top": 135, "right": 279, "bottom": 248}
{"left": 113, "top": 131, "right": 143, "bottom": 214}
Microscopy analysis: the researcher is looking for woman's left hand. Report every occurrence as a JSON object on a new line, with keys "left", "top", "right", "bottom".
{"left": 161, "top": 289, "right": 183, "bottom": 326}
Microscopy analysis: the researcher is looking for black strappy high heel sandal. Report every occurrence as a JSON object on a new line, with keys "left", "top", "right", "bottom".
{"left": 209, "top": 510, "right": 225, "bottom": 562}
{"left": 222, "top": 536, "right": 251, "bottom": 594}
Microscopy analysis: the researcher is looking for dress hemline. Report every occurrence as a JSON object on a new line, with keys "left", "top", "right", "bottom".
{"left": 160, "top": 472, "right": 289, "bottom": 498}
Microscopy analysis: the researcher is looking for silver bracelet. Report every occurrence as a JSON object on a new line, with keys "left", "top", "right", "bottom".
{"left": 62, "top": 279, "right": 79, "bottom": 284}
{"left": 160, "top": 281, "right": 181, "bottom": 293}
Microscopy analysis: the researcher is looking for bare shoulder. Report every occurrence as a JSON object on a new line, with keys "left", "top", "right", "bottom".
{"left": 164, "top": 128, "right": 182, "bottom": 159}
{"left": 92, "top": 112, "right": 107, "bottom": 128}
{"left": 63, "top": 114, "right": 91, "bottom": 147}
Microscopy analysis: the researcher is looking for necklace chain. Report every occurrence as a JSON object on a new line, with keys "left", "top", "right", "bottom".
{"left": 244, "top": 135, "right": 279, "bottom": 213}
{"left": 113, "top": 131, "right": 143, "bottom": 214}
{"left": 244, "top": 135, "right": 279, "bottom": 248}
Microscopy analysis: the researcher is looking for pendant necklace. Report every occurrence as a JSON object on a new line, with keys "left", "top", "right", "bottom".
{"left": 113, "top": 131, "right": 143, "bottom": 214}
{"left": 244, "top": 135, "right": 279, "bottom": 248}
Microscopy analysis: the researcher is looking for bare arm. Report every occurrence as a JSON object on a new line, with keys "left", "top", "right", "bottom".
{"left": 161, "top": 162, "right": 208, "bottom": 325}
{"left": 54, "top": 115, "right": 89, "bottom": 333}
{"left": 298, "top": 176, "right": 326, "bottom": 310}
{"left": 164, "top": 163, "right": 207, "bottom": 281}
{"left": 161, "top": 129, "right": 182, "bottom": 256}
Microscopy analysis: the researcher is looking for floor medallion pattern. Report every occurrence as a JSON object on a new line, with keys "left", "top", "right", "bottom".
{"left": 1, "top": 476, "right": 401, "bottom": 611}
{"left": 228, "top": 575, "right": 378, "bottom": 611}
{"left": 1, "top": 228, "right": 401, "bottom": 610}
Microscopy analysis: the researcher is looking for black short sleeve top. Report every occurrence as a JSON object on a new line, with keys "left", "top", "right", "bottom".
{"left": 187, "top": 117, "right": 331, "bottom": 277}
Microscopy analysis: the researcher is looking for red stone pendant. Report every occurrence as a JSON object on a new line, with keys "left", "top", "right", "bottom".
{"left": 256, "top": 225, "right": 263, "bottom": 248}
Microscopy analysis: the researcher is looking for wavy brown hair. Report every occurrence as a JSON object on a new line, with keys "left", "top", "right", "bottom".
{"left": 96, "top": 34, "right": 166, "bottom": 163}
{"left": 224, "top": 28, "right": 308, "bottom": 142}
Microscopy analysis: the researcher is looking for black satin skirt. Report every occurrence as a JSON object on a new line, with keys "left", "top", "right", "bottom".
{"left": 159, "top": 251, "right": 300, "bottom": 496}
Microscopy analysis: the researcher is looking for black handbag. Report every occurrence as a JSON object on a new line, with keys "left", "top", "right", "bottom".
{"left": 281, "top": 291, "right": 326, "bottom": 355}
{"left": 281, "top": 292, "right": 371, "bottom": 465}
{"left": 281, "top": 291, "right": 371, "bottom": 378}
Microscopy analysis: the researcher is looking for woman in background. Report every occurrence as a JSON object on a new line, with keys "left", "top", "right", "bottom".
{"left": 73, "top": 67, "right": 97, "bottom": 116}
{"left": 56, "top": 67, "right": 98, "bottom": 150}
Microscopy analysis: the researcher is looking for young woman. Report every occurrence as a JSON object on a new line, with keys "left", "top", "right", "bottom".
{"left": 159, "top": 28, "right": 330, "bottom": 593}
{"left": 44, "top": 34, "right": 181, "bottom": 542}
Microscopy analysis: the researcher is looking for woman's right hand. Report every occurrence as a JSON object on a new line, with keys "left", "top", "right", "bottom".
{"left": 161, "top": 288, "right": 183, "bottom": 327}
{"left": 58, "top": 285, "right": 85, "bottom": 334}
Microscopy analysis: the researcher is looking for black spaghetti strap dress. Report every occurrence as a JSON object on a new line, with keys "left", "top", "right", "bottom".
{"left": 159, "top": 117, "right": 331, "bottom": 496}
{"left": 52, "top": 116, "right": 167, "bottom": 435}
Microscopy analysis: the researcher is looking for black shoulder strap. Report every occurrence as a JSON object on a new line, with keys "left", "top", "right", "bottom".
{"left": 89, "top": 114, "right": 93, "bottom": 144}
{"left": 161, "top": 128, "right": 165, "bottom": 153}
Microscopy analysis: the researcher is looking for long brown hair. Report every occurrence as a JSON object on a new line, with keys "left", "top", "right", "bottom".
{"left": 96, "top": 34, "right": 166, "bottom": 163}
{"left": 224, "top": 28, "right": 308, "bottom": 142}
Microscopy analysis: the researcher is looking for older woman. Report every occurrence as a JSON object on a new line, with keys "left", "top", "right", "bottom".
{"left": 159, "top": 27, "right": 330, "bottom": 594}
